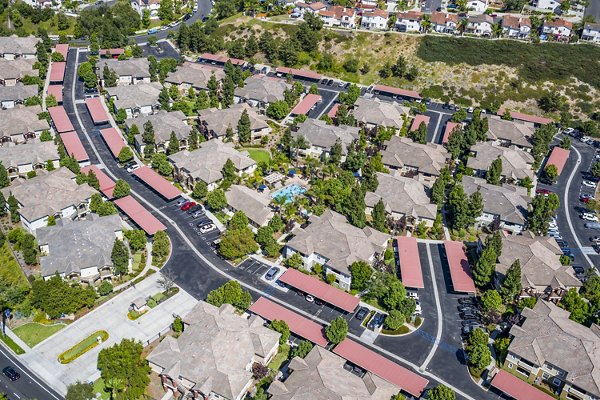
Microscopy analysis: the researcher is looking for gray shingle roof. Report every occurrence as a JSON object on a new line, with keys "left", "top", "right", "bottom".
{"left": 37, "top": 214, "right": 122, "bottom": 277}
{"left": 365, "top": 172, "right": 437, "bottom": 221}
{"left": 165, "top": 62, "right": 225, "bottom": 90}
{"left": 225, "top": 185, "right": 273, "bottom": 227}
{"left": 509, "top": 301, "right": 600, "bottom": 396}
{"left": 0, "top": 35, "right": 40, "bottom": 56}
{"left": 126, "top": 110, "right": 191, "bottom": 143}
{"left": 0, "top": 105, "right": 50, "bottom": 139}
{"left": 353, "top": 98, "right": 409, "bottom": 129}
{"left": 198, "top": 103, "right": 269, "bottom": 138}
{"left": 107, "top": 82, "right": 162, "bottom": 109}
{"left": 287, "top": 209, "right": 389, "bottom": 275}
{"left": 168, "top": 139, "right": 256, "bottom": 185}
{"left": 0, "top": 83, "right": 38, "bottom": 102}
{"left": 486, "top": 116, "right": 535, "bottom": 148}
{"left": 467, "top": 142, "right": 535, "bottom": 181}
{"left": 293, "top": 118, "right": 360, "bottom": 155}
{"left": 235, "top": 75, "right": 290, "bottom": 104}
{"left": 0, "top": 58, "right": 37, "bottom": 82}
{"left": 147, "top": 302, "right": 280, "bottom": 400}
{"left": 98, "top": 58, "right": 150, "bottom": 80}
{"left": 381, "top": 136, "right": 448, "bottom": 176}
{"left": 0, "top": 140, "right": 59, "bottom": 168}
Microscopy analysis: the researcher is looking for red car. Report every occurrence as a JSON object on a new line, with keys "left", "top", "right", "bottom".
{"left": 180, "top": 201, "right": 196, "bottom": 211}
{"left": 536, "top": 188, "right": 552, "bottom": 196}
{"left": 580, "top": 195, "right": 593, "bottom": 203}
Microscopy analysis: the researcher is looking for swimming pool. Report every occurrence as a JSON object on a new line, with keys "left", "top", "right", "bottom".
{"left": 271, "top": 184, "right": 306, "bottom": 204}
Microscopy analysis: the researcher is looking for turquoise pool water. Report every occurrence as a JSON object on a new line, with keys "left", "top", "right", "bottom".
{"left": 271, "top": 184, "right": 306, "bottom": 203}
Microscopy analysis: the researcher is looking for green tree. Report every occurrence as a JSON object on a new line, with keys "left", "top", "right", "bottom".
{"left": 221, "top": 158, "right": 237, "bottom": 186}
{"left": 290, "top": 340, "right": 313, "bottom": 358}
{"left": 527, "top": 193, "right": 560, "bottom": 235}
{"left": 86, "top": 170, "right": 100, "bottom": 191}
{"left": 409, "top": 122, "right": 427, "bottom": 144}
{"left": 342, "top": 184, "right": 366, "bottom": 228}
{"left": 103, "top": 66, "right": 118, "bottom": 87}
{"left": 371, "top": 198, "right": 387, "bottom": 232}
{"left": 500, "top": 259, "right": 521, "bottom": 301}
{"left": 266, "top": 100, "right": 290, "bottom": 120}
{"left": 118, "top": 146, "right": 134, "bottom": 163}
{"left": 22, "top": 233, "right": 37, "bottom": 265}
{"left": 350, "top": 261, "right": 373, "bottom": 291}
{"left": 111, "top": 239, "right": 129, "bottom": 275}
{"left": 115, "top": 108, "right": 127, "bottom": 124}
{"left": 428, "top": 385, "right": 456, "bottom": 400}
{"left": 31, "top": 275, "right": 96, "bottom": 319}
{"left": 167, "top": 131, "right": 179, "bottom": 155}
{"left": 286, "top": 252, "right": 304, "bottom": 269}
{"left": 219, "top": 228, "right": 258, "bottom": 259}
{"left": 8, "top": 194, "right": 20, "bottom": 222}
{"left": 269, "top": 320, "right": 290, "bottom": 345}
{"left": 78, "top": 62, "right": 97, "bottom": 89}
{"left": 383, "top": 278, "right": 407, "bottom": 311}
{"left": 229, "top": 211, "right": 249, "bottom": 230}
{"left": 206, "top": 281, "right": 252, "bottom": 310}
{"left": 0, "top": 162, "right": 9, "bottom": 188}
{"left": 561, "top": 288, "right": 589, "bottom": 324}
{"left": 486, "top": 157, "right": 502, "bottom": 185}
{"left": 97, "top": 339, "right": 150, "bottom": 400}
{"left": 98, "top": 281, "right": 113, "bottom": 296}
{"left": 451, "top": 109, "right": 468, "bottom": 123}
{"left": 385, "top": 309, "right": 405, "bottom": 330}
{"left": 325, "top": 316, "right": 348, "bottom": 344}
{"left": 142, "top": 9, "right": 150, "bottom": 28}
{"left": 559, "top": 137, "right": 571, "bottom": 149}
{"left": 538, "top": 91, "right": 564, "bottom": 113}
{"left": 151, "top": 230, "right": 170, "bottom": 261}
{"left": 124, "top": 229, "right": 147, "bottom": 252}
{"left": 112, "top": 179, "right": 131, "bottom": 199}
{"left": 206, "top": 189, "right": 227, "bottom": 211}
{"left": 473, "top": 246, "right": 497, "bottom": 288}
{"left": 158, "top": 0, "right": 173, "bottom": 21}
{"left": 481, "top": 289, "right": 503, "bottom": 312}
{"left": 151, "top": 153, "right": 173, "bottom": 176}
{"left": 592, "top": 162, "right": 600, "bottom": 178}
{"left": 237, "top": 109, "right": 252, "bottom": 143}
{"left": 544, "top": 164, "right": 559, "bottom": 184}
{"left": 66, "top": 381, "right": 95, "bottom": 400}
{"left": 192, "top": 181, "right": 208, "bottom": 200}
{"left": 447, "top": 184, "right": 470, "bottom": 230}
{"left": 172, "top": 316, "right": 183, "bottom": 333}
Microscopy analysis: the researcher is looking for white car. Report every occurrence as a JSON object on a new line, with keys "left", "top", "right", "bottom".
{"left": 199, "top": 223, "right": 216, "bottom": 234}
{"left": 582, "top": 213, "right": 599, "bottom": 222}
{"left": 583, "top": 181, "right": 597, "bottom": 188}
{"left": 127, "top": 164, "right": 140, "bottom": 173}
{"left": 407, "top": 291, "right": 419, "bottom": 300}
{"left": 468, "top": 107, "right": 474, "bottom": 113}
{"left": 415, "top": 301, "right": 422, "bottom": 313}
{"left": 305, "top": 295, "right": 314, "bottom": 303}
{"left": 581, "top": 136, "right": 591, "bottom": 143}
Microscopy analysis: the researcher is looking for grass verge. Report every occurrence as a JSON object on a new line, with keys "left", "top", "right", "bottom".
{"left": 13, "top": 323, "right": 65, "bottom": 348}
{"left": 0, "top": 333, "right": 25, "bottom": 355}
{"left": 245, "top": 148, "right": 271, "bottom": 164}
{"left": 58, "top": 330, "right": 109, "bottom": 364}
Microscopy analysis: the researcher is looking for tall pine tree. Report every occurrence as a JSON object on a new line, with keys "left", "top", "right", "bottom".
{"left": 237, "top": 109, "right": 251, "bottom": 143}
{"left": 500, "top": 259, "right": 522, "bottom": 301}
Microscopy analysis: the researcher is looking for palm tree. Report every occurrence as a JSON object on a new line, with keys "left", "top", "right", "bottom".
{"left": 492, "top": 22, "right": 503, "bottom": 38}
{"left": 104, "top": 377, "right": 125, "bottom": 400}
{"left": 458, "top": 18, "right": 468, "bottom": 34}
{"left": 420, "top": 14, "right": 431, "bottom": 33}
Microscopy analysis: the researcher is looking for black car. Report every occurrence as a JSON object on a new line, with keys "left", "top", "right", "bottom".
{"left": 458, "top": 296, "right": 476, "bottom": 305}
{"left": 2, "top": 366, "right": 20, "bottom": 381}
{"left": 187, "top": 204, "right": 203, "bottom": 214}
{"left": 368, "top": 313, "right": 385, "bottom": 329}
{"left": 265, "top": 267, "right": 279, "bottom": 280}
{"left": 460, "top": 311, "right": 479, "bottom": 319}
{"left": 458, "top": 304, "right": 477, "bottom": 312}
{"left": 355, "top": 307, "right": 368, "bottom": 321}
{"left": 461, "top": 319, "right": 480, "bottom": 327}
{"left": 326, "top": 79, "right": 334, "bottom": 86}
{"left": 572, "top": 265, "right": 585, "bottom": 274}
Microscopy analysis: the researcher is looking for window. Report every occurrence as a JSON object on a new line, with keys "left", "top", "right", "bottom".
{"left": 553, "top": 377, "right": 562, "bottom": 387}
{"left": 542, "top": 372, "right": 550, "bottom": 379}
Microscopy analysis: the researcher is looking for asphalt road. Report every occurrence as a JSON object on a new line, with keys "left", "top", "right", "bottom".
{"left": 585, "top": 0, "right": 600, "bottom": 21}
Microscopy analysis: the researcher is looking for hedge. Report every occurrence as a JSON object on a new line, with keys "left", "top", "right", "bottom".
{"left": 58, "top": 330, "right": 109, "bottom": 364}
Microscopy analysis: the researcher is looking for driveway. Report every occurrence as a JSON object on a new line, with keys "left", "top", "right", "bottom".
{"left": 22, "top": 274, "right": 198, "bottom": 387}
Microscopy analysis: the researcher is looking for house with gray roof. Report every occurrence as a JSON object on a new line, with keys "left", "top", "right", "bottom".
{"left": 37, "top": 214, "right": 125, "bottom": 282}
{"left": 126, "top": 110, "right": 192, "bottom": 154}
{"left": 504, "top": 301, "right": 600, "bottom": 399}
{"left": 0, "top": 105, "right": 50, "bottom": 144}
{"left": 494, "top": 231, "right": 581, "bottom": 299}
{"left": 97, "top": 58, "right": 150, "bottom": 86}
{"left": 165, "top": 62, "right": 225, "bottom": 93}
{"left": 225, "top": 185, "right": 273, "bottom": 228}
{"left": 234, "top": 75, "right": 290, "bottom": 111}
{"left": 169, "top": 139, "right": 256, "bottom": 191}
{"left": 462, "top": 176, "right": 530, "bottom": 234}
{"left": 0, "top": 83, "right": 38, "bottom": 109}
{"left": 198, "top": 103, "right": 271, "bottom": 143}
{"left": 0, "top": 58, "right": 37, "bottom": 86}
{"left": 268, "top": 346, "right": 399, "bottom": 400}
{"left": 147, "top": 301, "right": 280, "bottom": 400}
{"left": 381, "top": 136, "right": 449, "bottom": 182}
{"left": 106, "top": 82, "right": 162, "bottom": 118}
{"left": 0, "top": 140, "right": 59, "bottom": 179}
{"left": 285, "top": 209, "right": 390, "bottom": 290}
{"left": 0, "top": 35, "right": 39, "bottom": 60}
{"left": 486, "top": 116, "right": 535, "bottom": 150}
{"left": 1, "top": 168, "right": 97, "bottom": 232}
{"left": 353, "top": 97, "right": 409, "bottom": 131}
{"left": 365, "top": 172, "right": 437, "bottom": 228}
{"left": 467, "top": 141, "right": 536, "bottom": 184}
{"left": 292, "top": 118, "right": 360, "bottom": 160}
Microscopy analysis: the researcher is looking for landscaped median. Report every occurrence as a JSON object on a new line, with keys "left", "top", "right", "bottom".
{"left": 57, "top": 330, "right": 109, "bottom": 364}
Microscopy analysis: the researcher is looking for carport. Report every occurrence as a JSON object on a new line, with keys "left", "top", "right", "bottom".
{"left": 46, "top": 85, "right": 63, "bottom": 104}
{"left": 85, "top": 98, "right": 109, "bottom": 125}
{"left": 132, "top": 166, "right": 182, "bottom": 200}
{"left": 410, "top": 114, "right": 430, "bottom": 132}
{"left": 372, "top": 84, "right": 422, "bottom": 100}
{"left": 49, "top": 62, "right": 66, "bottom": 84}
{"left": 48, "top": 106, "right": 75, "bottom": 133}
{"left": 100, "top": 127, "right": 126, "bottom": 158}
{"left": 291, "top": 94, "right": 322, "bottom": 116}
{"left": 60, "top": 131, "right": 89, "bottom": 165}
{"left": 545, "top": 146, "right": 570, "bottom": 176}
{"left": 278, "top": 268, "right": 359, "bottom": 313}
{"left": 275, "top": 67, "right": 321, "bottom": 82}
{"left": 395, "top": 236, "right": 424, "bottom": 289}
{"left": 114, "top": 195, "right": 166, "bottom": 235}
{"left": 490, "top": 370, "right": 555, "bottom": 400}
{"left": 497, "top": 108, "right": 553, "bottom": 126}
{"left": 81, "top": 165, "right": 115, "bottom": 198}
{"left": 333, "top": 338, "right": 429, "bottom": 398}
{"left": 248, "top": 297, "right": 329, "bottom": 347}
{"left": 54, "top": 44, "right": 69, "bottom": 59}
{"left": 442, "top": 121, "right": 461, "bottom": 144}
{"left": 198, "top": 53, "right": 247, "bottom": 68}
{"left": 443, "top": 240, "right": 476, "bottom": 293}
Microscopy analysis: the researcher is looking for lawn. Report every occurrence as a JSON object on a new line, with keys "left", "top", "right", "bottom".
{"left": 13, "top": 323, "right": 66, "bottom": 348}
{"left": 268, "top": 344, "right": 290, "bottom": 372}
{"left": 245, "top": 148, "right": 271, "bottom": 164}
{"left": 0, "top": 333, "right": 25, "bottom": 355}
{"left": 93, "top": 378, "right": 110, "bottom": 400}
{"left": 0, "top": 242, "right": 29, "bottom": 289}
{"left": 58, "top": 330, "right": 109, "bottom": 364}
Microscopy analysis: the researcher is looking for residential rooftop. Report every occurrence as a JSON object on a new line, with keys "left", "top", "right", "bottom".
{"left": 225, "top": 185, "right": 273, "bottom": 227}
{"left": 467, "top": 142, "right": 535, "bottom": 181}
{"left": 0, "top": 83, "right": 37, "bottom": 103}
{"left": 486, "top": 116, "right": 535, "bottom": 148}
{"left": 165, "top": 62, "right": 225, "bottom": 90}
{"left": 198, "top": 103, "right": 269, "bottom": 138}
{"left": 98, "top": 58, "right": 150, "bottom": 80}
{"left": 235, "top": 75, "right": 290, "bottom": 103}
{"left": 106, "top": 82, "right": 162, "bottom": 109}
{"left": 293, "top": 118, "right": 360, "bottom": 155}
{"left": 0, "top": 140, "right": 59, "bottom": 169}
{"left": 353, "top": 97, "right": 409, "bottom": 129}
{"left": 0, "top": 105, "right": 50, "bottom": 139}
{"left": 0, "top": 58, "right": 37, "bottom": 81}
{"left": 0, "top": 35, "right": 39, "bottom": 56}
{"left": 127, "top": 110, "right": 192, "bottom": 143}
{"left": 381, "top": 136, "right": 448, "bottom": 176}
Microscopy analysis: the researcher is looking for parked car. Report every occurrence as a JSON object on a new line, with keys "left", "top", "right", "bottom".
{"left": 305, "top": 294, "right": 315, "bottom": 303}
{"left": 355, "top": 307, "right": 368, "bottom": 321}
{"left": 555, "top": 240, "right": 568, "bottom": 248}
{"left": 590, "top": 236, "right": 600, "bottom": 243}
{"left": 583, "top": 181, "right": 597, "bottom": 188}
{"left": 368, "top": 313, "right": 385, "bottom": 329}
{"left": 175, "top": 198, "right": 186, "bottom": 207}
{"left": 580, "top": 194, "right": 594, "bottom": 203}
{"left": 461, "top": 319, "right": 481, "bottom": 327}
{"left": 536, "top": 188, "right": 552, "bottom": 196}
{"left": 572, "top": 265, "right": 585, "bottom": 274}
{"left": 187, "top": 204, "right": 203, "bottom": 214}
{"left": 407, "top": 291, "right": 419, "bottom": 299}
{"left": 191, "top": 210, "right": 205, "bottom": 218}
{"left": 265, "top": 267, "right": 279, "bottom": 281}
{"left": 458, "top": 296, "right": 476, "bottom": 305}
{"left": 199, "top": 223, "right": 216, "bottom": 234}
{"left": 460, "top": 310, "right": 479, "bottom": 319}
{"left": 582, "top": 213, "right": 599, "bottom": 222}
{"left": 458, "top": 304, "right": 477, "bottom": 312}
{"left": 585, "top": 222, "right": 600, "bottom": 230}
{"left": 2, "top": 366, "right": 20, "bottom": 381}
{"left": 180, "top": 201, "right": 195, "bottom": 211}
{"left": 415, "top": 301, "right": 422, "bottom": 313}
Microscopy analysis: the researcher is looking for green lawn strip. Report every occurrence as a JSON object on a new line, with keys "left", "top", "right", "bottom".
{"left": 93, "top": 378, "right": 110, "bottom": 400}
{"left": 244, "top": 148, "right": 271, "bottom": 164}
{"left": 58, "top": 330, "right": 109, "bottom": 364}
{"left": 13, "top": 323, "right": 66, "bottom": 348}
{"left": 268, "top": 344, "right": 290, "bottom": 373}
{"left": 0, "top": 242, "right": 29, "bottom": 288}
{"left": 0, "top": 333, "right": 25, "bottom": 355}
{"left": 152, "top": 292, "right": 166, "bottom": 303}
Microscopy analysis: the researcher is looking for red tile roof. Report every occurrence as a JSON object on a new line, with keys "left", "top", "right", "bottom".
{"left": 410, "top": 114, "right": 431, "bottom": 132}
{"left": 443, "top": 241, "right": 476, "bottom": 293}
{"left": 100, "top": 127, "right": 126, "bottom": 158}
{"left": 291, "top": 94, "right": 322, "bottom": 115}
{"left": 308, "top": 1, "right": 326, "bottom": 10}
{"left": 491, "top": 370, "right": 555, "bottom": 400}
{"left": 48, "top": 106, "right": 75, "bottom": 133}
{"left": 278, "top": 268, "right": 360, "bottom": 312}
{"left": 397, "top": 10, "right": 423, "bottom": 20}
{"left": 327, "top": 103, "right": 340, "bottom": 119}
{"left": 363, "top": 8, "right": 388, "bottom": 18}
{"left": 430, "top": 11, "right": 459, "bottom": 25}
{"left": 132, "top": 166, "right": 182, "bottom": 200}
{"left": 199, "top": 53, "right": 246, "bottom": 66}
{"left": 502, "top": 15, "right": 531, "bottom": 29}
{"left": 46, "top": 85, "right": 63, "bottom": 103}
{"left": 546, "top": 146, "right": 570, "bottom": 175}
{"left": 81, "top": 165, "right": 115, "bottom": 198}
{"left": 114, "top": 195, "right": 166, "bottom": 235}
{"left": 85, "top": 97, "right": 110, "bottom": 124}
{"left": 333, "top": 339, "right": 429, "bottom": 397}
{"left": 373, "top": 84, "right": 422, "bottom": 99}
{"left": 49, "top": 62, "right": 66, "bottom": 83}
{"left": 497, "top": 108, "right": 553, "bottom": 125}
{"left": 544, "top": 18, "right": 573, "bottom": 29}
{"left": 442, "top": 121, "right": 461, "bottom": 144}
{"left": 54, "top": 44, "right": 69, "bottom": 59}
{"left": 275, "top": 67, "right": 322, "bottom": 80}
{"left": 396, "top": 237, "right": 424, "bottom": 289}
{"left": 248, "top": 297, "right": 329, "bottom": 347}
{"left": 319, "top": 5, "right": 354, "bottom": 18}
{"left": 60, "top": 131, "right": 89, "bottom": 162}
